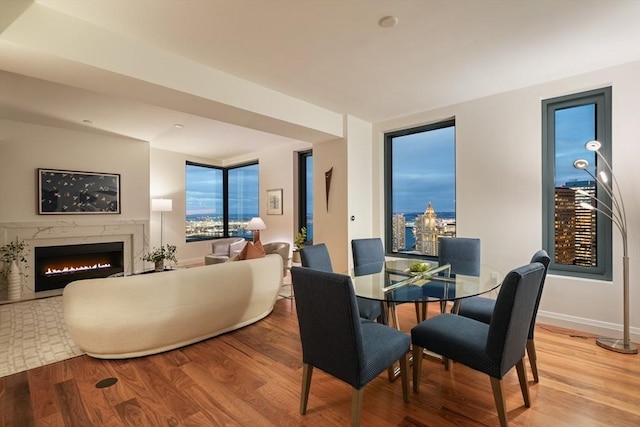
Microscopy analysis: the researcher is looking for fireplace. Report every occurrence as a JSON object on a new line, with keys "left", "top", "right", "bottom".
{"left": 34, "top": 242, "right": 124, "bottom": 292}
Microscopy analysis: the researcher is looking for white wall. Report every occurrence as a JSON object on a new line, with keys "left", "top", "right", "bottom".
{"left": 312, "top": 137, "right": 349, "bottom": 272}
{"left": 0, "top": 119, "right": 149, "bottom": 222}
{"left": 373, "top": 61, "right": 640, "bottom": 340}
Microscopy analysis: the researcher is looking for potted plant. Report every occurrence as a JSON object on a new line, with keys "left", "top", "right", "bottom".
{"left": 0, "top": 238, "right": 30, "bottom": 300}
{"left": 292, "top": 227, "right": 307, "bottom": 263}
{"left": 142, "top": 244, "right": 178, "bottom": 272}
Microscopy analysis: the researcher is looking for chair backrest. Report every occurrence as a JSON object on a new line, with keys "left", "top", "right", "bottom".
{"left": 486, "top": 262, "right": 545, "bottom": 377}
{"left": 291, "top": 266, "right": 365, "bottom": 388}
{"left": 300, "top": 243, "right": 333, "bottom": 272}
{"left": 351, "top": 238, "right": 385, "bottom": 276}
{"left": 528, "top": 249, "right": 551, "bottom": 339}
{"left": 438, "top": 237, "right": 481, "bottom": 276}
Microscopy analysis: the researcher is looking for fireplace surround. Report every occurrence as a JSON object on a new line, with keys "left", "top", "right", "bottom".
{"left": 0, "top": 220, "right": 147, "bottom": 300}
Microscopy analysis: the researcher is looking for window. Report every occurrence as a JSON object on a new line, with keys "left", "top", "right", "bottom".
{"left": 542, "top": 87, "right": 612, "bottom": 280}
{"left": 186, "top": 161, "right": 258, "bottom": 242}
{"left": 385, "top": 120, "right": 456, "bottom": 257}
{"left": 298, "top": 151, "right": 313, "bottom": 243}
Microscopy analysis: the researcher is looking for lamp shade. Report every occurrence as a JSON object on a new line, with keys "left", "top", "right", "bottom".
{"left": 151, "top": 198, "right": 173, "bottom": 212}
{"left": 246, "top": 217, "right": 267, "bottom": 231}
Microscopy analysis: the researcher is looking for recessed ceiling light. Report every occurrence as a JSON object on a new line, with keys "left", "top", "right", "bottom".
{"left": 378, "top": 16, "right": 398, "bottom": 28}
{"left": 173, "top": 123, "right": 184, "bottom": 129}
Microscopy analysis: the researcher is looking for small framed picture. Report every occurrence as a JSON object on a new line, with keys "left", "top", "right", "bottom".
{"left": 266, "top": 188, "right": 283, "bottom": 215}
{"left": 38, "top": 168, "right": 121, "bottom": 214}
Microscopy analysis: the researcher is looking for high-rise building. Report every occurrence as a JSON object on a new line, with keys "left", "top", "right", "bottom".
{"left": 565, "top": 180, "right": 597, "bottom": 267}
{"left": 391, "top": 213, "right": 406, "bottom": 252}
{"left": 414, "top": 203, "right": 440, "bottom": 256}
{"left": 554, "top": 187, "right": 576, "bottom": 265}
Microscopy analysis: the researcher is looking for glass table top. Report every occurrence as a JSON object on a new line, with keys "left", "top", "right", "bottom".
{"left": 348, "top": 258, "right": 503, "bottom": 303}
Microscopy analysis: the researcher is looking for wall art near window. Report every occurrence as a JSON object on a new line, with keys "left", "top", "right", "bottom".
{"left": 267, "top": 188, "right": 283, "bottom": 215}
{"left": 38, "top": 168, "right": 121, "bottom": 214}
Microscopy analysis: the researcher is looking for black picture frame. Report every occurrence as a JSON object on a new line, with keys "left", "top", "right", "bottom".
{"left": 38, "top": 168, "right": 121, "bottom": 214}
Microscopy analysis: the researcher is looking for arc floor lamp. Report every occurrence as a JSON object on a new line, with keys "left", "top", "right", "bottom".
{"left": 573, "top": 140, "right": 636, "bottom": 354}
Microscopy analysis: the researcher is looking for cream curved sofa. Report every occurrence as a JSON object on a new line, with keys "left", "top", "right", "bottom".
{"left": 63, "top": 254, "right": 282, "bottom": 359}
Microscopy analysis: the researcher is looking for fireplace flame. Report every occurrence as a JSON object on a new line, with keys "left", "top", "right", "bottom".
{"left": 45, "top": 263, "right": 112, "bottom": 276}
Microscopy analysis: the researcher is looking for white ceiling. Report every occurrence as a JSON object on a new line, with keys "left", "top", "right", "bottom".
{"left": 1, "top": 0, "right": 639, "bottom": 161}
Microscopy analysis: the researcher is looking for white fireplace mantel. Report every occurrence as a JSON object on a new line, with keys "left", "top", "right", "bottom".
{"left": 1, "top": 220, "right": 149, "bottom": 298}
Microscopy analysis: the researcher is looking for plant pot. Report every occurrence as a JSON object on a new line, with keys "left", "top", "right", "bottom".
{"left": 292, "top": 250, "right": 301, "bottom": 264}
{"left": 7, "top": 261, "right": 22, "bottom": 300}
{"left": 154, "top": 260, "right": 165, "bottom": 272}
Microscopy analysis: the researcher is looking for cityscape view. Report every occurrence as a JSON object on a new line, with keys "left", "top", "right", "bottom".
{"left": 554, "top": 180, "right": 597, "bottom": 267}
{"left": 391, "top": 202, "right": 456, "bottom": 256}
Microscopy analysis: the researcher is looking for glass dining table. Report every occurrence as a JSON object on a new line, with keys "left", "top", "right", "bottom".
{"left": 348, "top": 257, "right": 503, "bottom": 329}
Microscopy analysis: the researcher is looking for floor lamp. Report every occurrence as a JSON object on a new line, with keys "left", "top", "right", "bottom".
{"left": 573, "top": 140, "right": 636, "bottom": 354}
{"left": 151, "top": 198, "right": 173, "bottom": 247}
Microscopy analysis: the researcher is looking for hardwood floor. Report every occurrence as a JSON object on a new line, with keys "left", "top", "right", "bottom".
{"left": 1, "top": 298, "right": 639, "bottom": 426}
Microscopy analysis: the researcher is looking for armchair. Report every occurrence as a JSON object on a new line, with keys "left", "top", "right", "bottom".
{"left": 204, "top": 237, "right": 247, "bottom": 265}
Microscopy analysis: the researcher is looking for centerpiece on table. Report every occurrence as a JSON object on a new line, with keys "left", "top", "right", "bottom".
{"left": 142, "top": 244, "right": 177, "bottom": 272}
{"left": 0, "top": 238, "right": 30, "bottom": 300}
{"left": 408, "top": 261, "right": 431, "bottom": 276}
{"left": 291, "top": 227, "right": 307, "bottom": 263}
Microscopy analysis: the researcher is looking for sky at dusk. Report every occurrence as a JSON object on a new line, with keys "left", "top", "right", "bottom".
{"left": 391, "top": 126, "right": 456, "bottom": 213}
{"left": 186, "top": 163, "right": 258, "bottom": 217}
{"left": 554, "top": 104, "right": 597, "bottom": 186}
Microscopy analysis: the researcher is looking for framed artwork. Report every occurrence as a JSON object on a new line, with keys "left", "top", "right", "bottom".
{"left": 266, "top": 188, "right": 283, "bottom": 215}
{"left": 38, "top": 168, "right": 121, "bottom": 214}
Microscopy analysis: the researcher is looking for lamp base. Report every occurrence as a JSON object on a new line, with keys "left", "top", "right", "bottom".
{"left": 596, "top": 337, "right": 638, "bottom": 354}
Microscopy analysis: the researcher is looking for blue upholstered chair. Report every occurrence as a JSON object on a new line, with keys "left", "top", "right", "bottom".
{"left": 421, "top": 237, "right": 481, "bottom": 318}
{"left": 457, "top": 250, "right": 551, "bottom": 382}
{"left": 411, "top": 262, "right": 545, "bottom": 427}
{"left": 301, "top": 243, "right": 382, "bottom": 322}
{"left": 290, "top": 266, "right": 410, "bottom": 426}
{"left": 351, "top": 237, "right": 420, "bottom": 324}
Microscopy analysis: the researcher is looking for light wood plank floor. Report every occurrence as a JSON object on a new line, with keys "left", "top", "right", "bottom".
{"left": 1, "top": 298, "right": 639, "bottom": 426}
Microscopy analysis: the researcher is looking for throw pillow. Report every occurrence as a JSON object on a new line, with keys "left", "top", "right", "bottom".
{"left": 238, "top": 241, "right": 266, "bottom": 260}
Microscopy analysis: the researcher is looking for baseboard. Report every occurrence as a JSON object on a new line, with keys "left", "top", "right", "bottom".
{"left": 537, "top": 310, "right": 640, "bottom": 343}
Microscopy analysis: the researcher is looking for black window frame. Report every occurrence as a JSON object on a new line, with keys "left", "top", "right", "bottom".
{"left": 297, "top": 150, "right": 313, "bottom": 245}
{"left": 384, "top": 119, "right": 456, "bottom": 259}
{"left": 185, "top": 160, "right": 258, "bottom": 242}
{"left": 542, "top": 87, "right": 612, "bottom": 280}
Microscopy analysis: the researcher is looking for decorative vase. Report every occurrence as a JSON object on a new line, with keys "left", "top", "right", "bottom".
{"left": 154, "top": 260, "right": 165, "bottom": 272}
{"left": 7, "top": 260, "right": 22, "bottom": 301}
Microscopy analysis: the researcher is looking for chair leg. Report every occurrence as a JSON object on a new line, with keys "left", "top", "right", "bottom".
{"left": 414, "top": 302, "right": 422, "bottom": 323}
{"left": 526, "top": 338, "right": 539, "bottom": 383}
{"left": 300, "top": 363, "right": 313, "bottom": 415}
{"left": 516, "top": 358, "right": 531, "bottom": 407}
{"left": 421, "top": 301, "right": 427, "bottom": 321}
{"left": 439, "top": 300, "right": 447, "bottom": 313}
{"left": 399, "top": 353, "right": 410, "bottom": 402}
{"left": 351, "top": 387, "right": 364, "bottom": 427}
{"left": 412, "top": 345, "right": 423, "bottom": 392}
{"left": 442, "top": 357, "right": 450, "bottom": 370}
{"left": 489, "top": 376, "right": 508, "bottom": 427}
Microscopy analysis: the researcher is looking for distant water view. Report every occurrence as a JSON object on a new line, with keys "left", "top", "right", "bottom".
{"left": 186, "top": 213, "right": 257, "bottom": 241}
